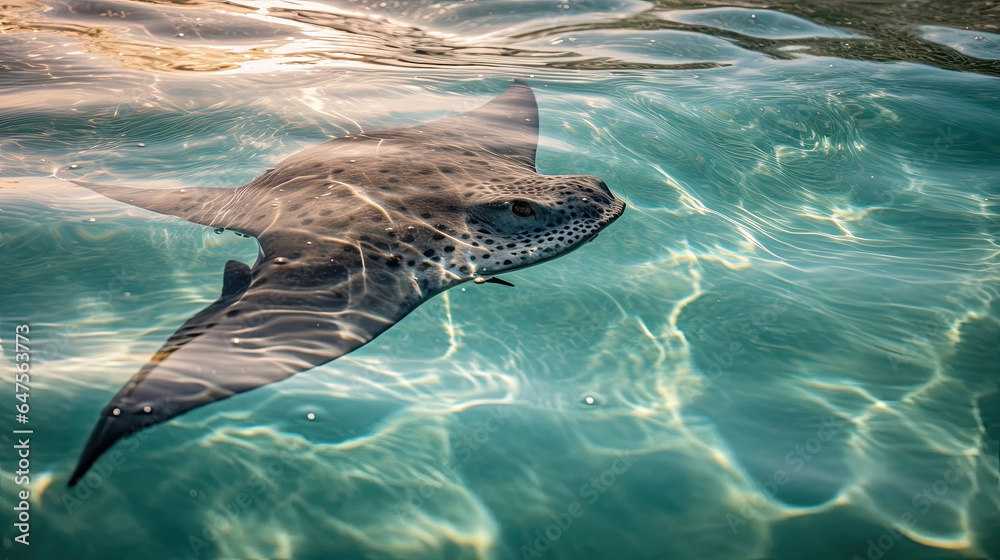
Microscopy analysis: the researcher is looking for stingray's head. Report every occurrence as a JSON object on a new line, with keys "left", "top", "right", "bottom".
{"left": 458, "top": 174, "right": 625, "bottom": 276}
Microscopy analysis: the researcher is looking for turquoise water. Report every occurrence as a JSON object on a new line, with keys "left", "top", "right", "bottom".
{"left": 1, "top": 0, "right": 999, "bottom": 558}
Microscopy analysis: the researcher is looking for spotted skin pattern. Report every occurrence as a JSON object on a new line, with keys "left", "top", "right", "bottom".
{"left": 68, "top": 82, "right": 625, "bottom": 486}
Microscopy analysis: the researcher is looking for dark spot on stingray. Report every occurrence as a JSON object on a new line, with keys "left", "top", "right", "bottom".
{"left": 507, "top": 243, "right": 516, "bottom": 248}
{"left": 302, "top": 219, "right": 314, "bottom": 225}
{"left": 379, "top": 169, "right": 390, "bottom": 173}
{"left": 389, "top": 178, "right": 399, "bottom": 183}
{"left": 386, "top": 256, "right": 400, "bottom": 267}
{"left": 503, "top": 259, "right": 512, "bottom": 265}
{"left": 423, "top": 248, "right": 436, "bottom": 258}
{"left": 226, "top": 309, "right": 241, "bottom": 318}
{"left": 407, "top": 260, "right": 416, "bottom": 266}
{"left": 432, "top": 233, "right": 444, "bottom": 241}
{"left": 421, "top": 212, "right": 432, "bottom": 219}
{"left": 440, "top": 167, "right": 455, "bottom": 174}
{"left": 320, "top": 209, "right": 333, "bottom": 216}
{"left": 402, "top": 234, "right": 415, "bottom": 243}
{"left": 444, "top": 245, "right": 455, "bottom": 253}
{"left": 459, "top": 266, "right": 469, "bottom": 274}
{"left": 484, "top": 239, "right": 494, "bottom": 245}
{"left": 461, "top": 234, "right": 471, "bottom": 240}
{"left": 332, "top": 168, "right": 344, "bottom": 174}
{"left": 482, "top": 253, "right": 491, "bottom": 259}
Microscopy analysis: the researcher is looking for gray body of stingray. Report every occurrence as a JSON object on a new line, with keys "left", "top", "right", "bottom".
{"left": 68, "top": 82, "right": 625, "bottom": 486}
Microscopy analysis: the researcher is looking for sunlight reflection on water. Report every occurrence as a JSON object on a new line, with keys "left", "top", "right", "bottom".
{"left": 1, "top": 0, "right": 999, "bottom": 558}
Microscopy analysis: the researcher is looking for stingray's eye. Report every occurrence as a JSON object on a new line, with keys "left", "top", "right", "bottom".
{"left": 511, "top": 200, "right": 535, "bottom": 218}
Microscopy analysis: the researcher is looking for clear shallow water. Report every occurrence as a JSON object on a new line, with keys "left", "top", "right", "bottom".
{"left": 1, "top": 0, "right": 999, "bottom": 559}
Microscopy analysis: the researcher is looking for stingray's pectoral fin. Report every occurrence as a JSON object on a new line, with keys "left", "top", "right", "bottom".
{"left": 67, "top": 338, "right": 244, "bottom": 486}
{"left": 73, "top": 180, "right": 245, "bottom": 231}
{"left": 69, "top": 259, "right": 252, "bottom": 486}
{"left": 68, "top": 246, "right": 418, "bottom": 486}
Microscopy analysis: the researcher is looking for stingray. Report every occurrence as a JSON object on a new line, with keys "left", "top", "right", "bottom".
{"left": 68, "top": 82, "right": 625, "bottom": 486}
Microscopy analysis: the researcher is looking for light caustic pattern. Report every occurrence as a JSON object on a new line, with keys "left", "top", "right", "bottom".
{"left": 0, "top": 0, "right": 998, "bottom": 559}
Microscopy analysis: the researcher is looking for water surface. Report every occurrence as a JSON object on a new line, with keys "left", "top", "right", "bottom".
{"left": 1, "top": 0, "right": 998, "bottom": 559}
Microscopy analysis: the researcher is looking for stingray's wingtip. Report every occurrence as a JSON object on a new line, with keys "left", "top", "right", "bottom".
{"left": 68, "top": 449, "right": 97, "bottom": 487}
{"left": 67, "top": 412, "right": 134, "bottom": 487}
{"left": 67, "top": 467, "right": 86, "bottom": 487}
